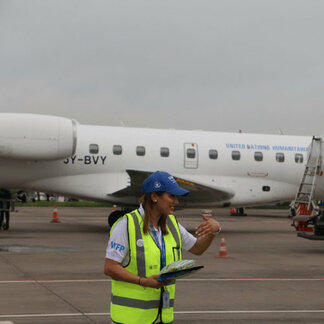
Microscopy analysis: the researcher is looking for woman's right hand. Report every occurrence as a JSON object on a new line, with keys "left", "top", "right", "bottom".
{"left": 141, "top": 275, "right": 173, "bottom": 289}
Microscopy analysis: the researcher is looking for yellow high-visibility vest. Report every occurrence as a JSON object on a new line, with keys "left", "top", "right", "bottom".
{"left": 110, "top": 209, "right": 182, "bottom": 324}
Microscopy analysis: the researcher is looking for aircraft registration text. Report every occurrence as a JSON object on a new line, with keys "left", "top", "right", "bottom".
{"left": 63, "top": 155, "right": 107, "bottom": 165}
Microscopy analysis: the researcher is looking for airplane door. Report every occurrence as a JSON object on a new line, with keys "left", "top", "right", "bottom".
{"left": 184, "top": 143, "right": 198, "bottom": 169}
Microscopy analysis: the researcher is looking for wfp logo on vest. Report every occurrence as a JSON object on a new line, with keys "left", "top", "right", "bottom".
{"left": 111, "top": 241, "right": 125, "bottom": 252}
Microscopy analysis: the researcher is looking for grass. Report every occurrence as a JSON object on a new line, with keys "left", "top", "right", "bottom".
{"left": 14, "top": 201, "right": 291, "bottom": 209}
{"left": 246, "top": 205, "right": 290, "bottom": 209}
{"left": 14, "top": 201, "right": 113, "bottom": 207}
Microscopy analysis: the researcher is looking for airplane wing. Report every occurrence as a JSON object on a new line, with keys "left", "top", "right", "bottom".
{"left": 112, "top": 170, "right": 234, "bottom": 206}
{"left": 21, "top": 170, "right": 234, "bottom": 206}
{"left": 21, "top": 172, "right": 132, "bottom": 203}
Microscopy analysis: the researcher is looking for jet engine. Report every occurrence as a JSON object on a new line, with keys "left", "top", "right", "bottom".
{"left": 0, "top": 113, "right": 77, "bottom": 161}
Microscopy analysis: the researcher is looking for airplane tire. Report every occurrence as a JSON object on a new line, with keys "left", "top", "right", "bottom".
{"left": 314, "top": 214, "right": 324, "bottom": 236}
{"left": 314, "top": 225, "right": 324, "bottom": 236}
{"left": 230, "top": 208, "right": 247, "bottom": 217}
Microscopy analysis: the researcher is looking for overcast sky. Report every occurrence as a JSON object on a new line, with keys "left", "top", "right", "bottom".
{"left": 1, "top": 0, "right": 324, "bottom": 135}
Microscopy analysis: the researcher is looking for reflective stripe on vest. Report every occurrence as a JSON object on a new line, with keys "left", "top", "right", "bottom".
{"left": 166, "top": 217, "right": 181, "bottom": 261}
{"left": 112, "top": 295, "right": 175, "bottom": 309}
{"left": 110, "top": 209, "right": 182, "bottom": 324}
{"left": 166, "top": 217, "right": 180, "bottom": 248}
{"left": 130, "top": 212, "right": 146, "bottom": 277}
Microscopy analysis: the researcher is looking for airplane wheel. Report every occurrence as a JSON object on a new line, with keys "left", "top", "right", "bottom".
{"left": 230, "top": 208, "right": 247, "bottom": 216}
{"left": 238, "top": 208, "right": 246, "bottom": 216}
{"left": 314, "top": 214, "right": 324, "bottom": 236}
{"left": 314, "top": 225, "right": 324, "bottom": 236}
{"left": 108, "top": 210, "right": 125, "bottom": 228}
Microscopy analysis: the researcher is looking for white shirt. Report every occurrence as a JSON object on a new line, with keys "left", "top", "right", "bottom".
{"left": 106, "top": 205, "right": 197, "bottom": 266}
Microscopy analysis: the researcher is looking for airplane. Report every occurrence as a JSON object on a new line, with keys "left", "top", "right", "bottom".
{"left": 0, "top": 112, "right": 323, "bottom": 235}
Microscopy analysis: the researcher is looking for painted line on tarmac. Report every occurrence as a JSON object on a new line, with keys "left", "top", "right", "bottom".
{"left": 175, "top": 310, "right": 324, "bottom": 314}
{"left": 1, "top": 278, "right": 324, "bottom": 284}
{"left": 2, "top": 310, "right": 324, "bottom": 318}
{"left": 181, "top": 278, "right": 324, "bottom": 281}
{"left": 0, "top": 279, "right": 109, "bottom": 284}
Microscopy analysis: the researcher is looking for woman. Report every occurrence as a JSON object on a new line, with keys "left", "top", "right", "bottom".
{"left": 104, "top": 171, "right": 220, "bottom": 324}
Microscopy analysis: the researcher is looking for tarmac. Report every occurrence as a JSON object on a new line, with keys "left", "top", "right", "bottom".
{"left": 1, "top": 206, "right": 324, "bottom": 323}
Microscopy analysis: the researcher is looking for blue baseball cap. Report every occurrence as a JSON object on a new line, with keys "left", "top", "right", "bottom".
{"left": 141, "top": 171, "right": 189, "bottom": 196}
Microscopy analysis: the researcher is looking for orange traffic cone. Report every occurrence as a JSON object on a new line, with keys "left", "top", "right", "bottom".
{"left": 218, "top": 235, "right": 228, "bottom": 258}
{"left": 50, "top": 205, "right": 61, "bottom": 223}
{"left": 112, "top": 205, "right": 117, "bottom": 212}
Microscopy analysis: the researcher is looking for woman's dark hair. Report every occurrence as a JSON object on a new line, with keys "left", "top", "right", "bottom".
{"left": 140, "top": 192, "right": 169, "bottom": 235}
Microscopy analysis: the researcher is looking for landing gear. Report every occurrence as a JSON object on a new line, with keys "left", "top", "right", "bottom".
{"left": 230, "top": 207, "right": 247, "bottom": 216}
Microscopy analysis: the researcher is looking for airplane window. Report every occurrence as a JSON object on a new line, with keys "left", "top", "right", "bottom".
{"left": 276, "top": 153, "right": 285, "bottom": 163}
{"left": 160, "top": 147, "right": 169, "bottom": 157}
{"left": 136, "top": 146, "right": 146, "bottom": 156}
{"left": 187, "top": 148, "right": 196, "bottom": 159}
{"left": 89, "top": 144, "right": 99, "bottom": 154}
{"left": 254, "top": 151, "right": 263, "bottom": 162}
{"left": 113, "top": 145, "right": 122, "bottom": 155}
{"left": 209, "top": 149, "right": 218, "bottom": 160}
{"left": 295, "top": 153, "right": 303, "bottom": 163}
{"left": 262, "top": 186, "right": 271, "bottom": 192}
{"left": 232, "top": 151, "right": 240, "bottom": 161}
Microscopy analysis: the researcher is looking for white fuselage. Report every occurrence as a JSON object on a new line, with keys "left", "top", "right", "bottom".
{"left": 0, "top": 117, "right": 318, "bottom": 208}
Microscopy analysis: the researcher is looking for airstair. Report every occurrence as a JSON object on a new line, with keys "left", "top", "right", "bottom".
{"left": 290, "top": 136, "right": 324, "bottom": 240}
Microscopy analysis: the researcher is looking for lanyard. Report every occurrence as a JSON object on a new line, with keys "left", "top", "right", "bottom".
{"left": 150, "top": 223, "right": 166, "bottom": 269}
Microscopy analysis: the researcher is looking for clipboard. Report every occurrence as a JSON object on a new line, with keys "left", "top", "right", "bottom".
{"left": 157, "top": 260, "right": 204, "bottom": 282}
{"left": 157, "top": 265, "right": 204, "bottom": 281}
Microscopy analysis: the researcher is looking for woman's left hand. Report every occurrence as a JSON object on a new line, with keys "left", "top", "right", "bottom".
{"left": 141, "top": 275, "right": 174, "bottom": 289}
{"left": 195, "top": 214, "right": 220, "bottom": 237}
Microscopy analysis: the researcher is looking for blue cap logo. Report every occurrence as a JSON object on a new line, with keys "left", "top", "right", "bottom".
{"left": 154, "top": 181, "right": 162, "bottom": 189}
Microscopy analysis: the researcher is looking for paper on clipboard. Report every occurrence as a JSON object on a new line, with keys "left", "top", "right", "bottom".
{"left": 157, "top": 260, "right": 204, "bottom": 282}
